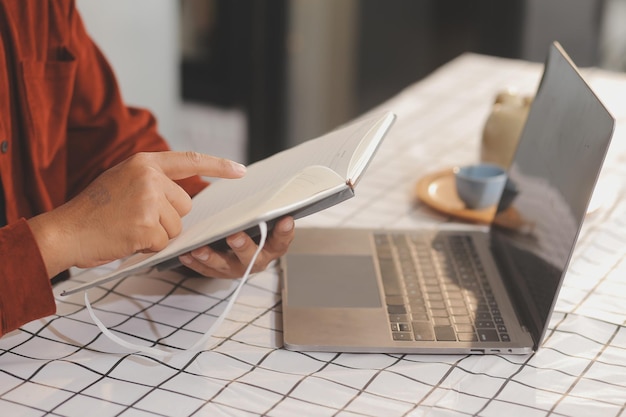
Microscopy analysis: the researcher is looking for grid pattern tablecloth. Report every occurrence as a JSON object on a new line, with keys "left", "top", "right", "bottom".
{"left": 2, "top": 53, "right": 626, "bottom": 417}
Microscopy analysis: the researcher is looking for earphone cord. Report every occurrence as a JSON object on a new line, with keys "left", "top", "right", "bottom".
{"left": 84, "top": 221, "right": 269, "bottom": 360}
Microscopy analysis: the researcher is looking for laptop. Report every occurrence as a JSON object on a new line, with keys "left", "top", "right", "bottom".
{"left": 279, "top": 42, "right": 615, "bottom": 354}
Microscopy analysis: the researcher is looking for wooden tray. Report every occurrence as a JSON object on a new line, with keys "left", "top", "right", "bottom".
{"left": 415, "top": 168, "right": 528, "bottom": 230}
{"left": 415, "top": 168, "right": 496, "bottom": 223}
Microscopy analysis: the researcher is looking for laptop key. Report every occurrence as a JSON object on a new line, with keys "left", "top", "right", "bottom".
{"left": 392, "top": 332, "right": 412, "bottom": 341}
{"left": 389, "top": 314, "right": 409, "bottom": 323}
{"left": 452, "top": 315, "right": 471, "bottom": 324}
{"left": 412, "top": 322, "right": 435, "bottom": 341}
{"left": 411, "top": 312, "right": 429, "bottom": 321}
{"left": 386, "top": 295, "right": 404, "bottom": 305}
{"left": 458, "top": 333, "right": 478, "bottom": 342}
{"left": 434, "top": 326, "right": 457, "bottom": 341}
{"left": 455, "top": 324, "right": 474, "bottom": 333}
{"left": 476, "top": 312, "right": 492, "bottom": 320}
{"left": 433, "top": 317, "right": 451, "bottom": 326}
{"left": 431, "top": 309, "right": 449, "bottom": 318}
{"left": 477, "top": 329, "right": 499, "bottom": 342}
{"left": 387, "top": 305, "right": 407, "bottom": 314}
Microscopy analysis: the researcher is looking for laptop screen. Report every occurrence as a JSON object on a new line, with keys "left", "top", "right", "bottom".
{"left": 490, "top": 43, "right": 615, "bottom": 348}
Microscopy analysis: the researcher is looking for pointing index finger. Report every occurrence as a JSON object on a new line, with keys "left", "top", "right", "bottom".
{"left": 152, "top": 151, "right": 247, "bottom": 180}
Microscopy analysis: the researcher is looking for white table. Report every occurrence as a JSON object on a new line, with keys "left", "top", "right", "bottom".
{"left": 2, "top": 53, "right": 626, "bottom": 417}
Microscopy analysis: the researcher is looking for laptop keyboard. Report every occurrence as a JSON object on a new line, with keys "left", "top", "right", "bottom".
{"left": 374, "top": 232, "right": 510, "bottom": 343}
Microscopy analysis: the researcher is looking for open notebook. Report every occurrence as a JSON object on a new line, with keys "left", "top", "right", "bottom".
{"left": 62, "top": 111, "right": 396, "bottom": 296}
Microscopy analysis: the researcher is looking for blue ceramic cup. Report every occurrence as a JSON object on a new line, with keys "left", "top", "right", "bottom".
{"left": 453, "top": 163, "right": 507, "bottom": 209}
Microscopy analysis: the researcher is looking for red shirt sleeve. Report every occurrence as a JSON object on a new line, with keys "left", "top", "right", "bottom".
{"left": 0, "top": 219, "right": 55, "bottom": 336}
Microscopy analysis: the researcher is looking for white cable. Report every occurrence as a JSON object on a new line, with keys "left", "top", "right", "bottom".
{"left": 84, "top": 221, "right": 268, "bottom": 360}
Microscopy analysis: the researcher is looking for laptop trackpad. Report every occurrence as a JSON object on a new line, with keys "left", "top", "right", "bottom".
{"left": 285, "top": 254, "right": 382, "bottom": 308}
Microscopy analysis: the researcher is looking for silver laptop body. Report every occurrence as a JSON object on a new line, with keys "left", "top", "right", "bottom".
{"left": 280, "top": 42, "right": 615, "bottom": 354}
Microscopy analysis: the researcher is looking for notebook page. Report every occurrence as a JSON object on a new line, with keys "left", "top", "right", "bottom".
{"left": 181, "top": 112, "right": 387, "bottom": 229}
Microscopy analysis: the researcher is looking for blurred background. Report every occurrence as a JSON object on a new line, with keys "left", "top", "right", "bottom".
{"left": 76, "top": 0, "right": 625, "bottom": 164}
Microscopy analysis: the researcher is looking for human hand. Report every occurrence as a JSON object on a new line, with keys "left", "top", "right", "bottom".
{"left": 178, "top": 216, "right": 295, "bottom": 279}
{"left": 29, "top": 151, "right": 246, "bottom": 278}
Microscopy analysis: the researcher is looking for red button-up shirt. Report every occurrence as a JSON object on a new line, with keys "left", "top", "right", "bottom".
{"left": 0, "top": 1, "right": 207, "bottom": 336}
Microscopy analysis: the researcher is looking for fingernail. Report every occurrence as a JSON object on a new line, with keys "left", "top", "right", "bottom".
{"left": 193, "top": 248, "right": 210, "bottom": 261}
{"left": 279, "top": 217, "right": 294, "bottom": 232}
{"left": 230, "top": 235, "right": 246, "bottom": 249}
{"left": 180, "top": 255, "right": 192, "bottom": 265}
{"left": 231, "top": 161, "right": 247, "bottom": 176}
